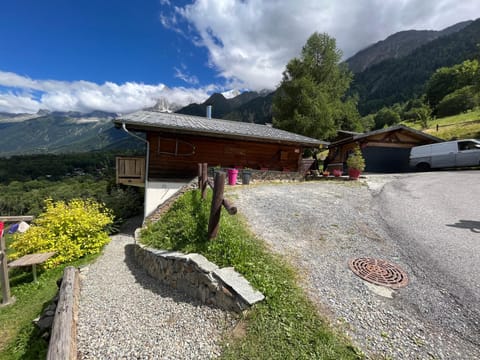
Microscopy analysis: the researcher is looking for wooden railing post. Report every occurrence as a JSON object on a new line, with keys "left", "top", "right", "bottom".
{"left": 208, "top": 172, "right": 225, "bottom": 239}
{"left": 198, "top": 163, "right": 203, "bottom": 189}
{"left": 0, "top": 221, "right": 11, "bottom": 306}
{"left": 201, "top": 163, "right": 208, "bottom": 200}
{"left": 0, "top": 216, "right": 35, "bottom": 306}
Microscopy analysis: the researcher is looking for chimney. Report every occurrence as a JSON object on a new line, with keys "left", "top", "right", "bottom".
{"left": 206, "top": 105, "right": 212, "bottom": 119}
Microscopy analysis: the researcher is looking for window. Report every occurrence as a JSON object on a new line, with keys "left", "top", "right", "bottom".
{"left": 157, "top": 137, "right": 195, "bottom": 156}
{"left": 458, "top": 141, "right": 480, "bottom": 151}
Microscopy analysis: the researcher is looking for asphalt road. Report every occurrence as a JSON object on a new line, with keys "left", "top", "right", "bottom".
{"left": 377, "top": 170, "right": 480, "bottom": 349}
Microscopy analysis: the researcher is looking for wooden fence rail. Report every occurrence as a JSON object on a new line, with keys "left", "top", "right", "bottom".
{"left": 198, "top": 163, "right": 237, "bottom": 239}
{"left": 47, "top": 266, "right": 79, "bottom": 360}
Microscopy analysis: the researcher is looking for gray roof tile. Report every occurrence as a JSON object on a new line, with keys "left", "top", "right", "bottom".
{"left": 114, "top": 111, "right": 327, "bottom": 147}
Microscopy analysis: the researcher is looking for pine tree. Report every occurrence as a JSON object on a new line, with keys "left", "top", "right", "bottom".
{"left": 272, "top": 33, "right": 359, "bottom": 140}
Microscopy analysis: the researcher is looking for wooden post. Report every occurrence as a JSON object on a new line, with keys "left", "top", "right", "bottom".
{"left": 202, "top": 163, "right": 208, "bottom": 200}
{"left": 198, "top": 163, "right": 203, "bottom": 189}
{"left": 0, "top": 222, "right": 12, "bottom": 305}
{"left": 0, "top": 216, "right": 34, "bottom": 306}
{"left": 208, "top": 172, "right": 225, "bottom": 239}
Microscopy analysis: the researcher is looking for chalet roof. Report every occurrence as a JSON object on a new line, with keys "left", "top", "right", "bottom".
{"left": 114, "top": 111, "right": 327, "bottom": 147}
{"left": 330, "top": 125, "right": 443, "bottom": 146}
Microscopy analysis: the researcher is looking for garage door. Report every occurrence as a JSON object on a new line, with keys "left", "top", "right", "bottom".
{"left": 362, "top": 147, "right": 411, "bottom": 173}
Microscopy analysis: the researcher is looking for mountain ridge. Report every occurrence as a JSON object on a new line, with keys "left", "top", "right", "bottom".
{"left": 345, "top": 20, "right": 473, "bottom": 73}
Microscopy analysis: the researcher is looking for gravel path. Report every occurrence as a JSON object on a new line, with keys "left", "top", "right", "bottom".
{"left": 230, "top": 179, "right": 479, "bottom": 359}
{"left": 76, "top": 232, "right": 233, "bottom": 359}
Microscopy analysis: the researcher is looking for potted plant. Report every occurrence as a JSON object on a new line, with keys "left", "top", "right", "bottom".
{"left": 333, "top": 169, "right": 342, "bottom": 177}
{"left": 322, "top": 170, "right": 330, "bottom": 177}
{"left": 346, "top": 146, "right": 365, "bottom": 180}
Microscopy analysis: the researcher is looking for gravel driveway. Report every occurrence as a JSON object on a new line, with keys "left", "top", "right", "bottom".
{"left": 230, "top": 177, "right": 480, "bottom": 359}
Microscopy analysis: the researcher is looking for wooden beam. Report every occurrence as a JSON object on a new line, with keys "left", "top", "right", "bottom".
{"left": 47, "top": 266, "right": 79, "bottom": 360}
{"left": 363, "top": 141, "right": 417, "bottom": 148}
{"left": 0, "top": 216, "right": 34, "bottom": 222}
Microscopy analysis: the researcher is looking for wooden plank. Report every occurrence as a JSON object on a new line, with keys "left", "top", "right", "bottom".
{"left": 0, "top": 216, "right": 34, "bottom": 222}
{"left": 8, "top": 252, "right": 56, "bottom": 267}
{"left": 47, "top": 266, "right": 79, "bottom": 360}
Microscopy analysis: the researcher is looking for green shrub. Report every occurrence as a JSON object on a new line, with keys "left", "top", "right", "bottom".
{"left": 10, "top": 198, "right": 113, "bottom": 268}
{"left": 374, "top": 107, "right": 401, "bottom": 129}
{"left": 346, "top": 146, "right": 366, "bottom": 171}
{"left": 436, "top": 85, "right": 479, "bottom": 117}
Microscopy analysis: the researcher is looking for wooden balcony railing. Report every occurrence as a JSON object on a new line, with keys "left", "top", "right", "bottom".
{"left": 116, "top": 156, "right": 146, "bottom": 186}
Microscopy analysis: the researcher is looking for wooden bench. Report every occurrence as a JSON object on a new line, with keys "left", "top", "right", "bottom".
{"left": 9, "top": 252, "right": 56, "bottom": 282}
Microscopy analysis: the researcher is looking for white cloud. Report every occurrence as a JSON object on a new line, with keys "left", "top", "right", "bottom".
{"left": 0, "top": 71, "right": 214, "bottom": 114}
{"left": 163, "top": 0, "right": 480, "bottom": 90}
{"left": 174, "top": 66, "right": 200, "bottom": 85}
{"left": 0, "top": 92, "right": 41, "bottom": 114}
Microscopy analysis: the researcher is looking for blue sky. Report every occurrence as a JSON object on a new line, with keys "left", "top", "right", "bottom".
{"left": 1, "top": 0, "right": 479, "bottom": 114}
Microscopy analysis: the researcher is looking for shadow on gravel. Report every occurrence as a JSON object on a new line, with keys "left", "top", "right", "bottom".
{"left": 446, "top": 219, "right": 480, "bottom": 233}
{"left": 117, "top": 214, "right": 143, "bottom": 237}
{"left": 123, "top": 243, "right": 202, "bottom": 306}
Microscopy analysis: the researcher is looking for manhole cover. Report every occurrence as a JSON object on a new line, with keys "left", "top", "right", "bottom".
{"left": 348, "top": 257, "right": 408, "bottom": 289}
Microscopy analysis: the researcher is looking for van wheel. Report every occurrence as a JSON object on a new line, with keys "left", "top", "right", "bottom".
{"left": 416, "top": 163, "right": 431, "bottom": 172}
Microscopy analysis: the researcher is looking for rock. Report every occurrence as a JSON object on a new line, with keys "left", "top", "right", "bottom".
{"left": 35, "top": 316, "right": 54, "bottom": 330}
{"left": 214, "top": 267, "right": 265, "bottom": 305}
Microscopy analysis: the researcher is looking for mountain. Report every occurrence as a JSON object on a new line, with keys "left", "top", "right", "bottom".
{"left": 223, "top": 91, "right": 275, "bottom": 124}
{"left": 0, "top": 111, "right": 141, "bottom": 156}
{"left": 176, "top": 90, "right": 272, "bottom": 123}
{"left": 177, "top": 19, "right": 478, "bottom": 123}
{"left": 144, "top": 98, "right": 182, "bottom": 113}
{"left": 346, "top": 20, "right": 472, "bottom": 73}
{"left": 351, "top": 18, "right": 480, "bottom": 115}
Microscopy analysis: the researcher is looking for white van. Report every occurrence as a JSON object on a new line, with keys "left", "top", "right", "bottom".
{"left": 410, "top": 139, "right": 480, "bottom": 171}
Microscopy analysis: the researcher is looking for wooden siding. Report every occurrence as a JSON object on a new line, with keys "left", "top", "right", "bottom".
{"left": 328, "top": 129, "right": 437, "bottom": 165}
{"left": 147, "top": 132, "right": 303, "bottom": 178}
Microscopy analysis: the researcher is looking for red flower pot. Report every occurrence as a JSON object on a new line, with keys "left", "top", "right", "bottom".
{"left": 348, "top": 168, "right": 361, "bottom": 180}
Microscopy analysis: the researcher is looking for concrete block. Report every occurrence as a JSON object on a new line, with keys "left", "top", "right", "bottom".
{"left": 214, "top": 267, "right": 264, "bottom": 305}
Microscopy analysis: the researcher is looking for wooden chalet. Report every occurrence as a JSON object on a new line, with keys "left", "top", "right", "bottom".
{"left": 326, "top": 125, "right": 443, "bottom": 173}
{"left": 113, "top": 110, "right": 326, "bottom": 217}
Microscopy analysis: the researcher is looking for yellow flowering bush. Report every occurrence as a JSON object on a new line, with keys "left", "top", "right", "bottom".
{"left": 10, "top": 198, "right": 114, "bottom": 268}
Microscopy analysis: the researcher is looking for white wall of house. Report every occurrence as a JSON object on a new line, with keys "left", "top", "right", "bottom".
{"left": 145, "top": 181, "right": 190, "bottom": 218}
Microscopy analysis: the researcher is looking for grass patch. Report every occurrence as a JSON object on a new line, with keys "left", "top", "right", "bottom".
{"left": 0, "top": 250, "right": 99, "bottom": 360}
{"left": 141, "top": 189, "right": 362, "bottom": 359}
{"left": 402, "top": 109, "right": 480, "bottom": 140}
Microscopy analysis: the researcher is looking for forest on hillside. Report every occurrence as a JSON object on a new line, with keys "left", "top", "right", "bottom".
{"left": 0, "top": 152, "right": 143, "bottom": 226}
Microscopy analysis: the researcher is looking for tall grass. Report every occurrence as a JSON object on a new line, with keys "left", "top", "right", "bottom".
{"left": 403, "top": 109, "right": 480, "bottom": 140}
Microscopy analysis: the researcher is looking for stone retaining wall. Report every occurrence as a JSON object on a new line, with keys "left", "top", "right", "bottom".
{"left": 210, "top": 168, "right": 305, "bottom": 183}
{"left": 133, "top": 244, "right": 264, "bottom": 313}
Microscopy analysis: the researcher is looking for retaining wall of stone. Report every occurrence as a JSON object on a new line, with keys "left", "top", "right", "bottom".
{"left": 134, "top": 244, "right": 264, "bottom": 313}
{"left": 210, "top": 168, "right": 305, "bottom": 183}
